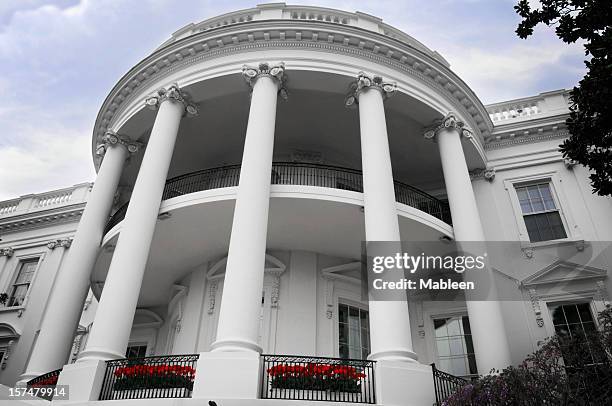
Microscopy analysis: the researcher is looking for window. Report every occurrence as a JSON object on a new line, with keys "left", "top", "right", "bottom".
{"left": 548, "top": 302, "right": 601, "bottom": 364}
{"left": 515, "top": 183, "right": 567, "bottom": 242}
{"left": 433, "top": 315, "right": 477, "bottom": 377}
{"left": 338, "top": 304, "right": 370, "bottom": 360}
{"left": 7, "top": 258, "right": 39, "bottom": 307}
{"left": 125, "top": 344, "right": 148, "bottom": 359}
{"left": 549, "top": 302, "right": 596, "bottom": 338}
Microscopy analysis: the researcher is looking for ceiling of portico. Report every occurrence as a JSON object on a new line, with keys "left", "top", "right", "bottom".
{"left": 115, "top": 70, "right": 464, "bottom": 198}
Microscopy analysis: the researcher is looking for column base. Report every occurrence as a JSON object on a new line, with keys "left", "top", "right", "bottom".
{"left": 55, "top": 359, "right": 107, "bottom": 401}
{"left": 375, "top": 361, "right": 435, "bottom": 406}
{"left": 368, "top": 348, "right": 418, "bottom": 362}
{"left": 192, "top": 351, "right": 261, "bottom": 400}
{"left": 210, "top": 338, "right": 262, "bottom": 353}
{"left": 76, "top": 347, "right": 125, "bottom": 362}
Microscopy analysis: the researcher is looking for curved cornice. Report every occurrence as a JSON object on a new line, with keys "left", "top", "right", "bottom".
{"left": 92, "top": 19, "right": 493, "bottom": 169}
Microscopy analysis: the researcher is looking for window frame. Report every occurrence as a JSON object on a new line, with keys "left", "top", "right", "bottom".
{"left": 7, "top": 258, "right": 39, "bottom": 307}
{"left": 503, "top": 172, "right": 577, "bottom": 247}
{"left": 2, "top": 254, "right": 43, "bottom": 310}
{"left": 336, "top": 299, "right": 370, "bottom": 360}
{"left": 430, "top": 312, "right": 478, "bottom": 378}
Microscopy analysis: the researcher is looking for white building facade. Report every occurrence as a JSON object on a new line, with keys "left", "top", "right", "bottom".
{"left": 1, "top": 4, "right": 611, "bottom": 405}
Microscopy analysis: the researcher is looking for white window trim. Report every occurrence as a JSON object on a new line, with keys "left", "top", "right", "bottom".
{"left": 503, "top": 171, "right": 580, "bottom": 248}
{"left": 428, "top": 310, "right": 477, "bottom": 377}
{"left": 335, "top": 297, "right": 369, "bottom": 359}
{"left": 1, "top": 252, "right": 45, "bottom": 312}
{"left": 539, "top": 293, "right": 602, "bottom": 339}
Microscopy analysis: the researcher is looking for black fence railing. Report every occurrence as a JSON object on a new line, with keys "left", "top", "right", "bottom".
{"left": 261, "top": 354, "right": 376, "bottom": 404}
{"left": 26, "top": 368, "right": 62, "bottom": 400}
{"left": 99, "top": 354, "right": 199, "bottom": 400}
{"left": 104, "top": 162, "right": 451, "bottom": 234}
{"left": 431, "top": 363, "right": 469, "bottom": 406}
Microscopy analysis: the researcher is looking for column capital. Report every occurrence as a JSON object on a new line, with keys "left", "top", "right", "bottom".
{"left": 242, "top": 62, "right": 288, "bottom": 100}
{"left": 96, "top": 131, "right": 143, "bottom": 157}
{"left": 345, "top": 71, "right": 396, "bottom": 108}
{"left": 145, "top": 83, "right": 199, "bottom": 116}
{"left": 47, "top": 238, "right": 73, "bottom": 250}
{"left": 0, "top": 248, "right": 13, "bottom": 257}
{"left": 469, "top": 167, "right": 496, "bottom": 182}
{"left": 423, "top": 112, "right": 473, "bottom": 141}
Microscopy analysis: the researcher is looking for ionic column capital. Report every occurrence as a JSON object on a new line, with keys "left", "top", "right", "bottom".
{"left": 423, "top": 112, "right": 473, "bottom": 141}
{"left": 242, "top": 62, "right": 288, "bottom": 100}
{"left": 47, "top": 238, "right": 73, "bottom": 250}
{"left": 96, "top": 131, "right": 142, "bottom": 157}
{"left": 0, "top": 248, "right": 14, "bottom": 257}
{"left": 345, "top": 72, "right": 396, "bottom": 108}
{"left": 145, "top": 83, "right": 199, "bottom": 116}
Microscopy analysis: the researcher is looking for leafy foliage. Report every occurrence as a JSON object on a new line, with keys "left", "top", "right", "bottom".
{"left": 442, "top": 307, "right": 612, "bottom": 405}
{"left": 515, "top": 0, "right": 612, "bottom": 195}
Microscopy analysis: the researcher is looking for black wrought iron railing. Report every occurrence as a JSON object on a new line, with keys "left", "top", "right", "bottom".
{"left": 26, "top": 368, "right": 62, "bottom": 400}
{"left": 104, "top": 162, "right": 451, "bottom": 234}
{"left": 99, "top": 354, "right": 199, "bottom": 400}
{"left": 431, "top": 363, "right": 469, "bottom": 406}
{"left": 261, "top": 354, "right": 376, "bottom": 404}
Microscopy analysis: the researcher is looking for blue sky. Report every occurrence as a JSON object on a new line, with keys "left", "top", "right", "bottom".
{"left": 0, "top": 0, "right": 585, "bottom": 200}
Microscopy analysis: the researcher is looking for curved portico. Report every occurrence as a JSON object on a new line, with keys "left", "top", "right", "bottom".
{"left": 23, "top": 4, "right": 511, "bottom": 404}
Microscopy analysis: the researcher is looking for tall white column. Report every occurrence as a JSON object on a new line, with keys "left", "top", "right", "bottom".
{"left": 20, "top": 133, "right": 137, "bottom": 381}
{"left": 211, "top": 63, "right": 286, "bottom": 353}
{"left": 425, "top": 113, "right": 512, "bottom": 373}
{"left": 347, "top": 72, "right": 417, "bottom": 363}
{"left": 78, "top": 84, "right": 197, "bottom": 361}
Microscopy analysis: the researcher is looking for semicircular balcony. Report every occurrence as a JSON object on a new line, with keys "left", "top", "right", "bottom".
{"left": 93, "top": 161, "right": 453, "bottom": 308}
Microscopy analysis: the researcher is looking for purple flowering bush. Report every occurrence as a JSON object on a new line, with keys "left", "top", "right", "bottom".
{"left": 443, "top": 308, "right": 612, "bottom": 406}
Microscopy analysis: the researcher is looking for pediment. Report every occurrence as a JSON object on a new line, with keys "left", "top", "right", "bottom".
{"left": 322, "top": 261, "right": 362, "bottom": 284}
{"left": 521, "top": 260, "right": 607, "bottom": 287}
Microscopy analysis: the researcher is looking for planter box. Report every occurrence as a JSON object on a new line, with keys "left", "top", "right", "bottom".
{"left": 108, "top": 386, "right": 191, "bottom": 399}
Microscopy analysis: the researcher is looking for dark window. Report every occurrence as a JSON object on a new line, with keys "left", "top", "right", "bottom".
{"left": 125, "top": 344, "right": 147, "bottom": 359}
{"left": 338, "top": 304, "right": 370, "bottom": 360}
{"left": 516, "top": 183, "right": 567, "bottom": 242}
{"left": 8, "top": 258, "right": 38, "bottom": 307}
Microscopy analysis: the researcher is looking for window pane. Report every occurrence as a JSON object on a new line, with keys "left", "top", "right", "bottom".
{"left": 436, "top": 339, "right": 451, "bottom": 356}
{"left": 339, "top": 323, "right": 348, "bottom": 343}
{"left": 449, "top": 337, "right": 464, "bottom": 356}
{"left": 338, "top": 304, "right": 370, "bottom": 360}
{"left": 434, "top": 319, "right": 448, "bottom": 337}
{"left": 547, "top": 212, "right": 567, "bottom": 239}
{"left": 551, "top": 306, "right": 566, "bottom": 325}
{"left": 339, "top": 343, "right": 349, "bottom": 359}
{"left": 447, "top": 319, "right": 461, "bottom": 336}
{"left": 339, "top": 304, "right": 348, "bottom": 324}
{"left": 564, "top": 305, "right": 580, "bottom": 324}
{"left": 539, "top": 185, "right": 556, "bottom": 210}
{"left": 535, "top": 213, "right": 554, "bottom": 241}
{"left": 438, "top": 358, "right": 452, "bottom": 373}
{"left": 524, "top": 215, "right": 542, "bottom": 242}
{"left": 577, "top": 303, "right": 594, "bottom": 323}
{"left": 451, "top": 357, "right": 468, "bottom": 376}
{"left": 527, "top": 185, "right": 545, "bottom": 211}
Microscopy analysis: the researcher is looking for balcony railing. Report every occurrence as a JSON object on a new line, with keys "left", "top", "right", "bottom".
{"left": 431, "top": 363, "right": 469, "bottom": 406}
{"left": 26, "top": 368, "right": 62, "bottom": 400}
{"left": 105, "top": 162, "right": 451, "bottom": 234}
{"left": 261, "top": 354, "right": 376, "bottom": 403}
{"left": 99, "top": 354, "right": 199, "bottom": 400}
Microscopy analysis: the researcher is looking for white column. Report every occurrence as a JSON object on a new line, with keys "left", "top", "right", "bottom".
{"left": 20, "top": 133, "right": 136, "bottom": 381}
{"left": 211, "top": 63, "right": 286, "bottom": 353}
{"left": 347, "top": 72, "right": 417, "bottom": 363}
{"left": 425, "top": 113, "right": 512, "bottom": 373}
{"left": 78, "top": 84, "right": 196, "bottom": 362}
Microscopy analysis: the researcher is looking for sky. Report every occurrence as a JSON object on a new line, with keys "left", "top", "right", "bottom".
{"left": 0, "top": 0, "right": 586, "bottom": 200}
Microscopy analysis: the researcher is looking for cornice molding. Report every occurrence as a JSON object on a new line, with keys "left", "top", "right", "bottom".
{"left": 0, "top": 205, "right": 85, "bottom": 233}
{"left": 485, "top": 128, "right": 569, "bottom": 150}
{"left": 92, "top": 20, "right": 492, "bottom": 165}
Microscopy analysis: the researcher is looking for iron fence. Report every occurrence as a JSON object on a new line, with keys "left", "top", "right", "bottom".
{"left": 261, "top": 354, "right": 376, "bottom": 403}
{"left": 104, "top": 162, "right": 451, "bottom": 235}
{"left": 99, "top": 354, "right": 199, "bottom": 400}
{"left": 26, "top": 368, "right": 62, "bottom": 400}
{"left": 431, "top": 363, "right": 469, "bottom": 406}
